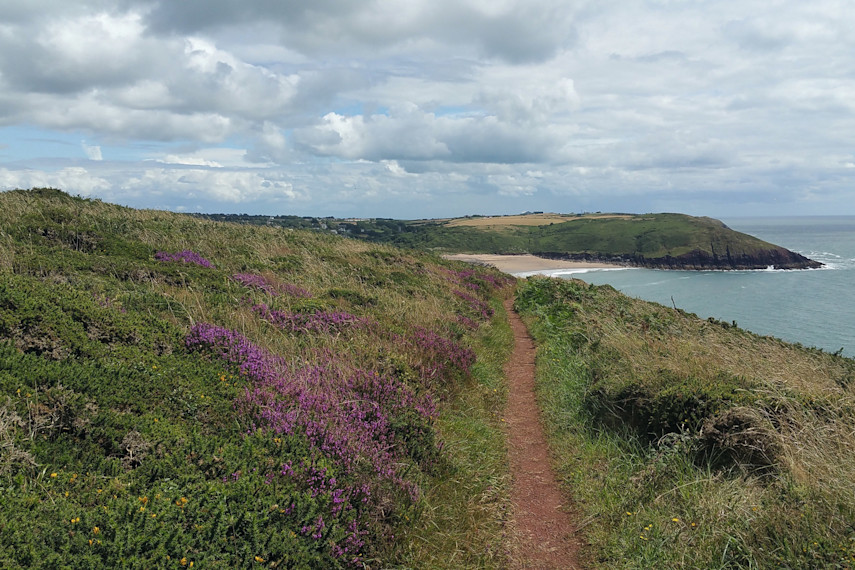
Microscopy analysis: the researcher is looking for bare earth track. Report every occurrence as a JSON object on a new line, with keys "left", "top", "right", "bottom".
{"left": 504, "top": 299, "right": 582, "bottom": 569}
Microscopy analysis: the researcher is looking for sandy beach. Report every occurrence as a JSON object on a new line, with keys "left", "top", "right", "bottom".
{"left": 443, "top": 253, "right": 621, "bottom": 276}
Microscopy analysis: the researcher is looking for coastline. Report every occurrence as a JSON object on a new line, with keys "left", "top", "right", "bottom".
{"left": 443, "top": 253, "right": 623, "bottom": 276}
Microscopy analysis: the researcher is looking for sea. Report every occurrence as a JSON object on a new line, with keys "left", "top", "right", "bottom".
{"left": 517, "top": 216, "right": 855, "bottom": 358}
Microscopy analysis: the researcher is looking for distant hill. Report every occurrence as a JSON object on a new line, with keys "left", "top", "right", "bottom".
{"left": 196, "top": 211, "right": 822, "bottom": 270}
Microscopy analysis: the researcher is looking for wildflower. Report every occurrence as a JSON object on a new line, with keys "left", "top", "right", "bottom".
{"left": 180, "top": 557, "right": 188, "bottom": 566}
{"left": 92, "top": 526, "right": 100, "bottom": 534}
{"left": 50, "top": 472, "right": 57, "bottom": 478}
{"left": 155, "top": 250, "right": 213, "bottom": 268}
{"left": 671, "top": 518, "right": 680, "bottom": 523}
{"left": 254, "top": 555, "right": 265, "bottom": 563}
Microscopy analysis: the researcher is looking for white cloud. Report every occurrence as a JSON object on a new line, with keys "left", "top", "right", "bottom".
{"left": 81, "top": 141, "right": 103, "bottom": 161}
{"left": 0, "top": 167, "right": 111, "bottom": 196}
{"left": 0, "top": 0, "right": 854, "bottom": 216}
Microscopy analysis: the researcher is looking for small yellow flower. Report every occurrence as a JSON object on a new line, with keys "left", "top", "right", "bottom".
{"left": 50, "top": 472, "right": 57, "bottom": 478}
{"left": 671, "top": 518, "right": 680, "bottom": 523}
{"left": 93, "top": 527, "right": 100, "bottom": 534}
{"left": 180, "top": 557, "right": 188, "bottom": 566}
{"left": 254, "top": 555, "right": 265, "bottom": 563}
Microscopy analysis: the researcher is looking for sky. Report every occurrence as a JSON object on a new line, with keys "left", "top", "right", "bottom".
{"left": 0, "top": 1, "right": 853, "bottom": 219}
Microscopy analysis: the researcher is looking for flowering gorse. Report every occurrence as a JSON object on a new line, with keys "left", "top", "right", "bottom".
{"left": 154, "top": 250, "right": 214, "bottom": 268}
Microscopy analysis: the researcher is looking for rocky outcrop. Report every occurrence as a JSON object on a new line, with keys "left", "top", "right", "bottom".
{"left": 534, "top": 247, "right": 823, "bottom": 270}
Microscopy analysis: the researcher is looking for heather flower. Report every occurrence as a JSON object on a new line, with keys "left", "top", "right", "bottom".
{"left": 252, "top": 303, "right": 368, "bottom": 335}
{"left": 444, "top": 268, "right": 514, "bottom": 290}
{"left": 155, "top": 250, "right": 213, "bottom": 268}
{"left": 453, "top": 289, "right": 494, "bottom": 321}
{"left": 231, "top": 273, "right": 312, "bottom": 298}
{"left": 404, "top": 327, "right": 476, "bottom": 384}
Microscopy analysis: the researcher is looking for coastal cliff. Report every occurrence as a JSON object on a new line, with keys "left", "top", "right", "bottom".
{"left": 535, "top": 245, "right": 823, "bottom": 270}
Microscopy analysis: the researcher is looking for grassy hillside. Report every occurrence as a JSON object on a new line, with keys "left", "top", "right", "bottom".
{"left": 193, "top": 211, "right": 821, "bottom": 269}
{"left": 0, "top": 188, "right": 515, "bottom": 568}
{"left": 515, "top": 277, "right": 855, "bottom": 568}
{"left": 376, "top": 213, "right": 821, "bottom": 269}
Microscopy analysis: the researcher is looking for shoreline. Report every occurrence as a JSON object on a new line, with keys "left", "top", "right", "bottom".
{"left": 443, "top": 253, "right": 623, "bottom": 276}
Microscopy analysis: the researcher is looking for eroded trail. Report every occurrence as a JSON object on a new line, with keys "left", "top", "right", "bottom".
{"left": 504, "top": 299, "right": 582, "bottom": 569}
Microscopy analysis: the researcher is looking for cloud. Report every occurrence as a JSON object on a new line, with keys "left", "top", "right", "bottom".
{"left": 0, "top": 166, "right": 111, "bottom": 196}
{"left": 1, "top": 0, "right": 854, "bottom": 217}
{"left": 140, "top": 0, "right": 579, "bottom": 63}
{"left": 81, "top": 141, "right": 103, "bottom": 161}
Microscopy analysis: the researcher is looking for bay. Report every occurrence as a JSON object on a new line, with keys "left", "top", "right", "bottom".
{"left": 533, "top": 216, "right": 855, "bottom": 357}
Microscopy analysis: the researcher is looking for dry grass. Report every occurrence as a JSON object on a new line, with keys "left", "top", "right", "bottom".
{"left": 517, "top": 276, "right": 855, "bottom": 567}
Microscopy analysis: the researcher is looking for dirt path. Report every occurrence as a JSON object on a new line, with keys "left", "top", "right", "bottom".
{"left": 504, "top": 299, "right": 582, "bottom": 569}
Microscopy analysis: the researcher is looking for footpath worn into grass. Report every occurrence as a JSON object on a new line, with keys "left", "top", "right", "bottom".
{"left": 515, "top": 276, "right": 855, "bottom": 568}
{"left": 504, "top": 299, "right": 581, "bottom": 569}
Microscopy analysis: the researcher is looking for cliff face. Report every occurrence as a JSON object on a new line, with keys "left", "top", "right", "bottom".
{"left": 535, "top": 248, "right": 823, "bottom": 270}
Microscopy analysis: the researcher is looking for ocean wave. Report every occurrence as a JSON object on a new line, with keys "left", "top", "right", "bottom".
{"left": 513, "top": 267, "right": 629, "bottom": 278}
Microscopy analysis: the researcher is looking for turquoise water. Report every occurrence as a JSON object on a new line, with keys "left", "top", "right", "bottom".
{"left": 522, "top": 216, "right": 855, "bottom": 357}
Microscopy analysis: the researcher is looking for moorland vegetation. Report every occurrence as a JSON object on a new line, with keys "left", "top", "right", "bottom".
{"left": 0, "top": 188, "right": 514, "bottom": 568}
{"left": 2, "top": 188, "right": 853, "bottom": 568}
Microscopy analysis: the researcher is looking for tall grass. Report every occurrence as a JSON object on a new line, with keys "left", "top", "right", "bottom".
{"left": 516, "top": 276, "right": 855, "bottom": 568}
